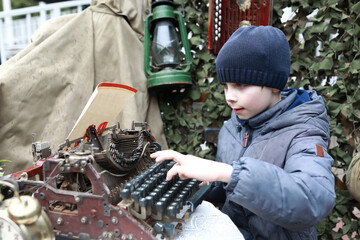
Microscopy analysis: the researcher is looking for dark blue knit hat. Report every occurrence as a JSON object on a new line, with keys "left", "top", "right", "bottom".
{"left": 216, "top": 26, "right": 290, "bottom": 90}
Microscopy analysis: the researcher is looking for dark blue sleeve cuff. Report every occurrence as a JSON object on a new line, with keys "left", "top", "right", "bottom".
{"left": 223, "top": 163, "right": 241, "bottom": 192}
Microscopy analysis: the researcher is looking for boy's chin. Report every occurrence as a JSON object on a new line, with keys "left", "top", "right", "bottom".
{"left": 235, "top": 113, "right": 250, "bottom": 120}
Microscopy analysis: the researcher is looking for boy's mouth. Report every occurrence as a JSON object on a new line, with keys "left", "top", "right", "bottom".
{"left": 233, "top": 108, "right": 245, "bottom": 114}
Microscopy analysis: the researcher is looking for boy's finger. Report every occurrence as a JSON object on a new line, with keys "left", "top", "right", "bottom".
{"left": 167, "top": 164, "right": 182, "bottom": 181}
{"left": 150, "top": 151, "right": 170, "bottom": 162}
{"left": 150, "top": 151, "right": 162, "bottom": 158}
{"left": 152, "top": 150, "right": 183, "bottom": 164}
{"left": 199, "top": 181, "right": 210, "bottom": 187}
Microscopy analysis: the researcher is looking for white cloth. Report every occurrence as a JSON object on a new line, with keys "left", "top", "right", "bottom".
{"left": 174, "top": 201, "right": 244, "bottom": 240}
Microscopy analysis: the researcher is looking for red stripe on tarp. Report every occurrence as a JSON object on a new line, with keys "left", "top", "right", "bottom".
{"left": 98, "top": 82, "right": 137, "bottom": 93}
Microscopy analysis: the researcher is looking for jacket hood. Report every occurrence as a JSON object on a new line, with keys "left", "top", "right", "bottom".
{"left": 228, "top": 89, "right": 330, "bottom": 138}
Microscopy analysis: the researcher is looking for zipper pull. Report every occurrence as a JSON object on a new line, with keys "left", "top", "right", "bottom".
{"left": 243, "top": 132, "right": 249, "bottom": 147}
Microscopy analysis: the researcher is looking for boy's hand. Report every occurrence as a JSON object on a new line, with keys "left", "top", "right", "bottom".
{"left": 199, "top": 181, "right": 210, "bottom": 187}
{"left": 150, "top": 150, "right": 233, "bottom": 183}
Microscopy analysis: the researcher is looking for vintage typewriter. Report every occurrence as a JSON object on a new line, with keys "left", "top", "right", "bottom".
{"left": 0, "top": 122, "right": 210, "bottom": 240}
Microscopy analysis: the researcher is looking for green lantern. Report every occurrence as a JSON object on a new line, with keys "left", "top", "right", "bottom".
{"left": 144, "top": 0, "right": 193, "bottom": 90}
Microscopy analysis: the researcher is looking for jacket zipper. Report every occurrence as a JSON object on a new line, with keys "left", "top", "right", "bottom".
{"left": 243, "top": 132, "right": 249, "bottom": 147}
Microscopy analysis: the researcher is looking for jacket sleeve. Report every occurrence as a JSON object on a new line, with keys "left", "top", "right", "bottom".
{"left": 205, "top": 181, "right": 226, "bottom": 206}
{"left": 223, "top": 130, "right": 336, "bottom": 231}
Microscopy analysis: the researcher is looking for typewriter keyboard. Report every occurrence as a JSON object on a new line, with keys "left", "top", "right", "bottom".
{"left": 119, "top": 160, "right": 210, "bottom": 238}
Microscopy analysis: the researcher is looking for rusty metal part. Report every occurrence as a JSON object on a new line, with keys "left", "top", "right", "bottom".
{"left": 7, "top": 122, "right": 209, "bottom": 240}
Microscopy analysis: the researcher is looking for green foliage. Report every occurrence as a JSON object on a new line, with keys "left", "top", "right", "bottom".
{"left": 275, "top": 1, "right": 360, "bottom": 238}
{"left": 0, "top": 159, "right": 11, "bottom": 177}
{"left": 275, "top": 0, "right": 360, "bottom": 166}
{"left": 159, "top": 0, "right": 227, "bottom": 160}
{"left": 0, "top": 159, "right": 10, "bottom": 166}
{"left": 0, "top": 0, "right": 39, "bottom": 11}
{"left": 12, "top": 0, "right": 38, "bottom": 9}
{"left": 158, "top": 0, "right": 360, "bottom": 239}
{"left": 316, "top": 190, "right": 359, "bottom": 240}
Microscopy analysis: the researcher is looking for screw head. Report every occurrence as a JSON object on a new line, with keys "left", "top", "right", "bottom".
{"left": 81, "top": 216, "right": 87, "bottom": 224}
{"left": 56, "top": 217, "right": 63, "bottom": 225}
{"left": 39, "top": 192, "right": 45, "bottom": 200}
{"left": 111, "top": 216, "right": 118, "bottom": 224}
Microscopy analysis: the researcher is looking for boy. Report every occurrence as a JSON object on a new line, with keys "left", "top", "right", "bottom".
{"left": 151, "top": 26, "right": 335, "bottom": 239}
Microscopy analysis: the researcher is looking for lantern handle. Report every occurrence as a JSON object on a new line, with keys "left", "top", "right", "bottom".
{"left": 181, "top": 0, "right": 185, "bottom": 17}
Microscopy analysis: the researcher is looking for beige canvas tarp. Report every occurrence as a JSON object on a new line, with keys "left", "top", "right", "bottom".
{"left": 0, "top": 0, "right": 168, "bottom": 174}
{"left": 346, "top": 152, "right": 360, "bottom": 202}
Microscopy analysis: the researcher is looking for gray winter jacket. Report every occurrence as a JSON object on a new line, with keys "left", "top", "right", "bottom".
{"left": 212, "top": 89, "right": 335, "bottom": 240}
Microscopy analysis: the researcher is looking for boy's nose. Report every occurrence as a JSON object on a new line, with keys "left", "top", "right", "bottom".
{"left": 225, "top": 87, "right": 237, "bottom": 103}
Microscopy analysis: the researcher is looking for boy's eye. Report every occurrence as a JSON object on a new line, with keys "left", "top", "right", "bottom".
{"left": 221, "top": 83, "right": 247, "bottom": 89}
{"left": 221, "top": 83, "right": 228, "bottom": 89}
{"left": 236, "top": 83, "right": 247, "bottom": 88}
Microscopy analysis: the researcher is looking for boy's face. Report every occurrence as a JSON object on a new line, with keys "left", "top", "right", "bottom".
{"left": 223, "top": 83, "right": 281, "bottom": 120}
